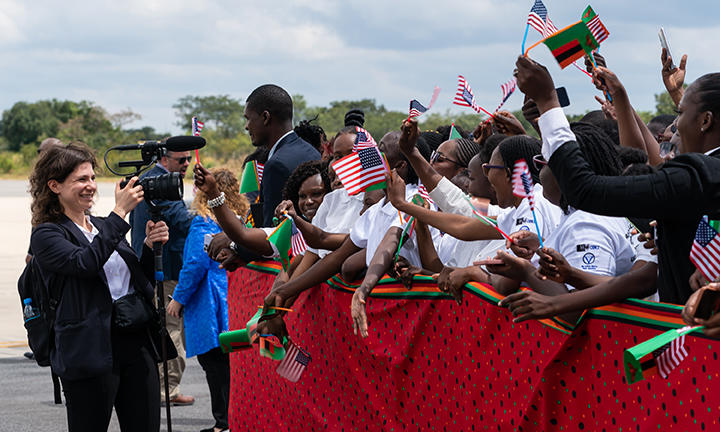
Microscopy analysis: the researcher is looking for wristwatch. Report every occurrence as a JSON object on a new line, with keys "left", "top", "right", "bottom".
{"left": 229, "top": 241, "right": 238, "bottom": 253}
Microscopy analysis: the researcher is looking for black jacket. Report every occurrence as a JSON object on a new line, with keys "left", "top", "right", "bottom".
{"left": 30, "top": 212, "right": 155, "bottom": 380}
{"left": 548, "top": 142, "right": 720, "bottom": 304}
{"left": 260, "top": 131, "right": 320, "bottom": 227}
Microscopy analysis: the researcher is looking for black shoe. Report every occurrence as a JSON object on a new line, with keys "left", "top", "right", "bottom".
{"left": 23, "top": 352, "right": 34, "bottom": 360}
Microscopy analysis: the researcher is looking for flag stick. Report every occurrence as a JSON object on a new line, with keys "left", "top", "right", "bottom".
{"left": 462, "top": 196, "right": 514, "bottom": 244}
{"left": 195, "top": 149, "right": 200, "bottom": 164}
{"left": 521, "top": 23, "right": 530, "bottom": 53}
{"left": 523, "top": 20, "right": 582, "bottom": 56}
{"left": 589, "top": 52, "right": 613, "bottom": 103}
{"left": 529, "top": 208, "right": 544, "bottom": 248}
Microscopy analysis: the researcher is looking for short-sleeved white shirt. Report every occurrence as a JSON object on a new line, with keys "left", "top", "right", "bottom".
{"left": 541, "top": 209, "right": 636, "bottom": 286}
{"left": 307, "top": 188, "right": 365, "bottom": 259}
{"left": 496, "top": 183, "right": 562, "bottom": 240}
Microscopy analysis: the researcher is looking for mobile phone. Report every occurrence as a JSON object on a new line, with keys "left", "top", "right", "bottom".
{"left": 556, "top": 87, "right": 570, "bottom": 107}
{"left": 695, "top": 289, "right": 720, "bottom": 320}
{"left": 659, "top": 141, "right": 676, "bottom": 158}
{"left": 658, "top": 27, "right": 675, "bottom": 69}
{"left": 203, "top": 233, "right": 213, "bottom": 253}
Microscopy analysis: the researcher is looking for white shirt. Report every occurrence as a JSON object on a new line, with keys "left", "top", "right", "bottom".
{"left": 538, "top": 107, "right": 577, "bottom": 161}
{"left": 75, "top": 218, "right": 133, "bottom": 301}
{"left": 267, "top": 130, "right": 295, "bottom": 160}
{"left": 539, "top": 209, "right": 636, "bottom": 289}
{"left": 496, "top": 183, "right": 562, "bottom": 241}
{"left": 350, "top": 184, "right": 440, "bottom": 267}
{"left": 307, "top": 188, "right": 365, "bottom": 258}
{"left": 428, "top": 177, "right": 505, "bottom": 267}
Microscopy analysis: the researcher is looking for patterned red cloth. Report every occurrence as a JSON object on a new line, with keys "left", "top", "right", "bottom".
{"left": 227, "top": 264, "right": 720, "bottom": 431}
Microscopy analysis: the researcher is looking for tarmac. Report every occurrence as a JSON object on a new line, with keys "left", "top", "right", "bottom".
{"left": 0, "top": 179, "right": 216, "bottom": 431}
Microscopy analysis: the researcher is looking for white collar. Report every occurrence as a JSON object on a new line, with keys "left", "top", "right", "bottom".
{"left": 268, "top": 130, "right": 294, "bottom": 159}
{"left": 704, "top": 145, "right": 720, "bottom": 156}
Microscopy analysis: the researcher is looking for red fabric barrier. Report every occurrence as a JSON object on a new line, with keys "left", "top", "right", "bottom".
{"left": 227, "top": 262, "right": 720, "bottom": 431}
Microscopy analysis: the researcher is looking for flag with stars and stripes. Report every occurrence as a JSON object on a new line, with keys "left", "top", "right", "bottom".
{"left": 352, "top": 127, "right": 377, "bottom": 152}
{"left": 585, "top": 15, "right": 609, "bottom": 44}
{"left": 690, "top": 217, "right": 720, "bottom": 283}
{"left": 417, "top": 182, "right": 434, "bottom": 206}
{"left": 527, "top": 0, "right": 558, "bottom": 37}
{"left": 453, "top": 75, "right": 484, "bottom": 115}
{"left": 495, "top": 77, "right": 518, "bottom": 112}
{"left": 409, "top": 86, "right": 441, "bottom": 119}
{"left": 191, "top": 116, "right": 204, "bottom": 136}
{"left": 276, "top": 340, "right": 311, "bottom": 383}
{"left": 512, "top": 159, "right": 535, "bottom": 210}
{"left": 290, "top": 219, "right": 308, "bottom": 256}
{"left": 331, "top": 146, "right": 388, "bottom": 195}
{"left": 654, "top": 333, "right": 689, "bottom": 379}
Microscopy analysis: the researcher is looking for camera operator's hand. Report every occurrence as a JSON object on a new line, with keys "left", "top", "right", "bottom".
{"left": 144, "top": 220, "right": 169, "bottom": 248}
{"left": 207, "top": 232, "right": 231, "bottom": 260}
{"left": 113, "top": 177, "right": 144, "bottom": 219}
{"left": 193, "top": 162, "right": 221, "bottom": 199}
{"left": 166, "top": 299, "right": 183, "bottom": 318}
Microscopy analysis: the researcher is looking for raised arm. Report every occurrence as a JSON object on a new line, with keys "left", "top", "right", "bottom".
{"left": 398, "top": 119, "right": 443, "bottom": 191}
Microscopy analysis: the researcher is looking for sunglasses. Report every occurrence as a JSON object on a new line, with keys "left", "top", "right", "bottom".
{"left": 532, "top": 154, "right": 548, "bottom": 171}
{"left": 168, "top": 155, "right": 193, "bottom": 164}
{"left": 431, "top": 150, "right": 463, "bottom": 167}
{"left": 481, "top": 163, "right": 508, "bottom": 177}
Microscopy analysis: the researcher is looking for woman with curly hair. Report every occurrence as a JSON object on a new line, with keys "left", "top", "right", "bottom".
{"left": 29, "top": 142, "right": 169, "bottom": 432}
{"left": 166, "top": 168, "right": 248, "bottom": 432}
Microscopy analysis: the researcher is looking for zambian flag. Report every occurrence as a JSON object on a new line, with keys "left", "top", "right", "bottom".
{"left": 266, "top": 218, "right": 292, "bottom": 271}
{"left": 239, "top": 160, "right": 263, "bottom": 193}
{"left": 259, "top": 336, "right": 287, "bottom": 361}
{"left": 581, "top": 5, "right": 597, "bottom": 23}
{"left": 542, "top": 20, "right": 599, "bottom": 69}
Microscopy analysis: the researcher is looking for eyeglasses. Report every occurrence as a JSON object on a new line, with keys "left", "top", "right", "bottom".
{"left": 532, "top": 154, "right": 548, "bottom": 171}
{"left": 168, "top": 155, "right": 192, "bottom": 164}
{"left": 431, "top": 150, "right": 463, "bottom": 167}
{"left": 482, "top": 163, "right": 507, "bottom": 177}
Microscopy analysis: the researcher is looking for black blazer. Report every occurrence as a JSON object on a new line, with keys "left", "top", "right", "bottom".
{"left": 30, "top": 212, "right": 155, "bottom": 380}
{"left": 260, "top": 131, "right": 320, "bottom": 227}
{"left": 548, "top": 142, "right": 720, "bottom": 304}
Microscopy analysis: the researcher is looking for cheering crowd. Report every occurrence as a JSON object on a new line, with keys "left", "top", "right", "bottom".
{"left": 26, "top": 25, "right": 720, "bottom": 432}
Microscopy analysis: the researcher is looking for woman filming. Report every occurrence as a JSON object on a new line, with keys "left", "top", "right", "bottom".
{"left": 29, "top": 142, "right": 169, "bottom": 432}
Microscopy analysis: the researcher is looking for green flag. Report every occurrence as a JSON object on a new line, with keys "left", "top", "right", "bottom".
{"left": 542, "top": 20, "right": 598, "bottom": 69}
{"left": 449, "top": 123, "right": 463, "bottom": 140}
{"left": 266, "top": 218, "right": 292, "bottom": 271}
{"left": 581, "top": 5, "right": 597, "bottom": 23}
{"left": 259, "top": 335, "right": 287, "bottom": 361}
{"left": 239, "top": 160, "right": 261, "bottom": 193}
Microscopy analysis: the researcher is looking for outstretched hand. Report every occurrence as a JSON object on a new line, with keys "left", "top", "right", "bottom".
{"left": 484, "top": 250, "right": 531, "bottom": 281}
{"left": 351, "top": 289, "right": 369, "bottom": 338}
{"left": 385, "top": 169, "right": 407, "bottom": 208}
{"left": 592, "top": 66, "right": 625, "bottom": 99}
{"left": 193, "top": 162, "right": 220, "bottom": 198}
{"left": 536, "top": 247, "right": 572, "bottom": 283}
{"left": 274, "top": 200, "right": 297, "bottom": 221}
{"left": 515, "top": 56, "right": 558, "bottom": 113}
{"left": 493, "top": 111, "right": 526, "bottom": 136}
{"left": 661, "top": 47, "right": 687, "bottom": 104}
{"left": 506, "top": 230, "right": 540, "bottom": 260}
{"left": 498, "top": 290, "right": 558, "bottom": 323}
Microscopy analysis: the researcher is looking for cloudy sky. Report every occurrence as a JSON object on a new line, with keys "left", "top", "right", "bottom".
{"left": 1, "top": 0, "right": 718, "bottom": 134}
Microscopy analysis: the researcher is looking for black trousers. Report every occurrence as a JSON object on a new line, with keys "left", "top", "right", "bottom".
{"left": 60, "top": 329, "right": 160, "bottom": 432}
{"left": 197, "top": 347, "right": 230, "bottom": 429}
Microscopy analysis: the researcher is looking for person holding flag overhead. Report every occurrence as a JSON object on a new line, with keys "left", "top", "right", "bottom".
{"left": 514, "top": 54, "right": 720, "bottom": 304}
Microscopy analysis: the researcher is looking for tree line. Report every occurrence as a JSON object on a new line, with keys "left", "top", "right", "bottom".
{"left": 0, "top": 91, "right": 676, "bottom": 175}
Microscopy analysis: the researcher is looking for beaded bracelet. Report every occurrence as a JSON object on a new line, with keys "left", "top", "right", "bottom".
{"left": 207, "top": 192, "right": 226, "bottom": 209}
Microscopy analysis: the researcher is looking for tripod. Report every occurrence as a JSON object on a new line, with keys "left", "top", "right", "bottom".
{"left": 149, "top": 202, "right": 173, "bottom": 432}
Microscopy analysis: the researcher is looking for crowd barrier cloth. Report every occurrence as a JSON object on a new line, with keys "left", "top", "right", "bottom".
{"left": 227, "top": 262, "right": 720, "bottom": 431}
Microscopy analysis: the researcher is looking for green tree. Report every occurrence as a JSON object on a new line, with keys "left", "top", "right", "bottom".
{"left": 655, "top": 91, "right": 679, "bottom": 115}
{"left": 173, "top": 95, "right": 245, "bottom": 138}
{"left": 1, "top": 101, "right": 60, "bottom": 150}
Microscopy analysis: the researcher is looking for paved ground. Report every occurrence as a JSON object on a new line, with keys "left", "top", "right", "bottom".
{"left": 0, "top": 180, "right": 212, "bottom": 431}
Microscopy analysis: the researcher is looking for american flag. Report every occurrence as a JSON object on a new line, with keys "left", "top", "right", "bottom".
{"left": 417, "top": 183, "right": 434, "bottom": 205}
{"left": 290, "top": 219, "right": 308, "bottom": 256}
{"left": 527, "top": 0, "right": 558, "bottom": 37}
{"left": 495, "top": 77, "right": 518, "bottom": 112}
{"left": 331, "top": 146, "right": 388, "bottom": 195}
{"left": 409, "top": 86, "right": 441, "bottom": 119}
{"left": 512, "top": 159, "right": 535, "bottom": 210}
{"left": 256, "top": 162, "right": 264, "bottom": 185}
{"left": 585, "top": 15, "right": 609, "bottom": 44}
{"left": 276, "top": 340, "right": 311, "bottom": 383}
{"left": 352, "top": 127, "right": 377, "bottom": 152}
{"left": 654, "top": 331, "right": 689, "bottom": 379}
{"left": 690, "top": 217, "right": 720, "bottom": 282}
{"left": 409, "top": 100, "right": 428, "bottom": 118}
{"left": 191, "top": 116, "right": 204, "bottom": 136}
{"left": 453, "top": 75, "right": 480, "bottom": 113}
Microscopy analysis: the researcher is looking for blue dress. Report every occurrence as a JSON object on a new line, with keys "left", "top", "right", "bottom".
{"left": 173, "top": 216, "right": 228, "bottom": 358}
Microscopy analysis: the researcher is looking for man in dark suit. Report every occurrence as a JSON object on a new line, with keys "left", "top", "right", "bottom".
{"left": 208, "top": 84, "right": 320, "bottom": 264}
{"left": 129, "top": 149, "right": 195, "bottom": 406}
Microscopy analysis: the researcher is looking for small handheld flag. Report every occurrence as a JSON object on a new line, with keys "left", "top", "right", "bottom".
{"left": 512, "top": 159, "right": 544, "bottom": 248}
{"left": 453, "top": 75, "right": 494, "bottom": 118}
{"left": 331, "top": 146, "right": 388, "bottom": 195}
{"left": 448, "top": 123, "right": 463, "bottom": 140}
{"left": 266, "top": 218, "right": 293, "bottom": 271}
{"left": 494, "top": 77, "right": 518, "bottom": 113}
{"left": 352, "top": 126, "right": 377, "bottom": 152}
{"left": 463, "top": 196, "right": 514, "bottom": 244}
{"left": 276, "top": 340, "right": 311, "bottom": 383}
{"left": 192, "top": 116, "right": 204, "bottom": 162}
{"left": 290, "top": 218, "right": 308, "bottom": 257}
{"left": 623, "top": 325, "right": 699, "bottom": 384}
{"left": 259, "top": 335, "right": 286, "bottom": 361}
{"left": 690, "top": 216, "right": 720, "bottom": 283}
{"left": 239, "top": 160, "right": 264, "bottom": 194}
{"left": 408, "top": 86, "right": 441, "bottom": 119}
{"left": 417, "top": 182, "right": 434, "bottom": 206}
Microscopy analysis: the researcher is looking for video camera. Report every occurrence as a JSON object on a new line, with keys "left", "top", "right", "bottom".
{"left": 104, "top": 136, "right": 205, "bottom": 202}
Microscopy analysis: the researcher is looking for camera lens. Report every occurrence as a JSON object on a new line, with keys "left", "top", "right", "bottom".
{"left": 139, "top": 172, "right": 183, "bottom": 201}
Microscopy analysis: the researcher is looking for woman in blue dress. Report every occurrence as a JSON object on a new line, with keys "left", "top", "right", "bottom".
{"left": 166, "top": 168, "right": 249, "bottom": 432}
